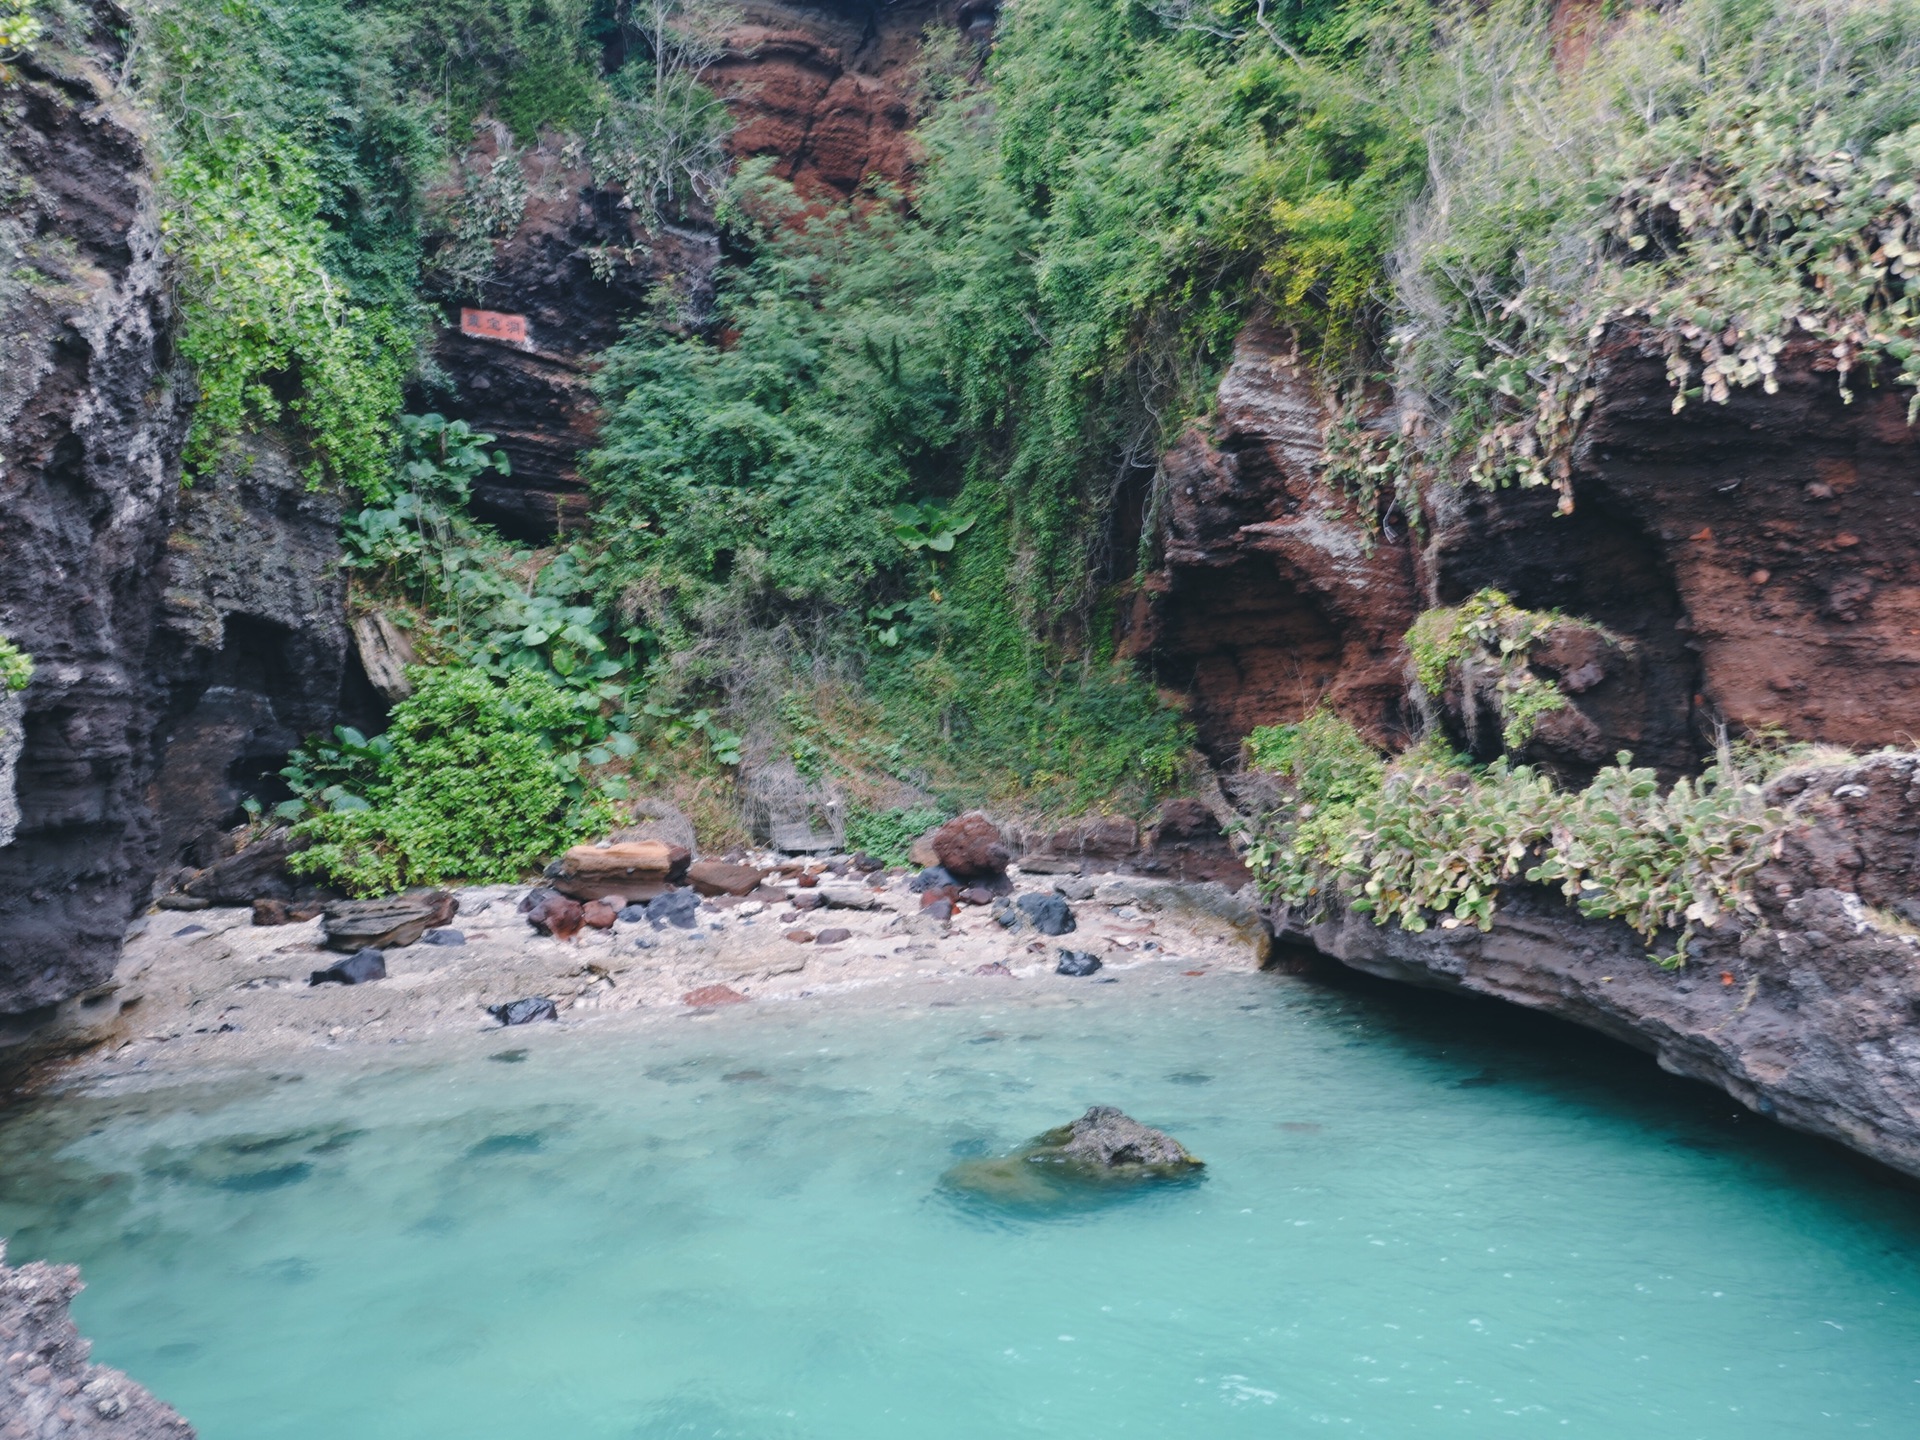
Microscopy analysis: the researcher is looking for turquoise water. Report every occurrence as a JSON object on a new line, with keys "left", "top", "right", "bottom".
{"left": 3, "top": 968, "right": 1920, "bottom": 1438}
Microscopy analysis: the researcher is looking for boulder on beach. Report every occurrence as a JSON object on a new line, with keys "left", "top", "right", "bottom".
{"left": 321, "top": 891, "right": 456, "bottom": 951}
{"left": 942, "top": 1106, "right": 1203, "bottom": 1209}
{"left": 686, "top": 859, "right": 767, "bottom": 897}
{"left": 932, "top": 812, "right": 1010, "bottom": 880}
{"left": 547, "top": 840, "right": 691, "bottom": 901}
{"left": 310, "top": 948, "right": 387, "bottom": 986}
{"left": 1055, "top": 949, "right": 1102, "bottom": 976}
{"left": 1016, "top": 892, "right": 1076, "bottom": 935}
{"left": 488, "top": 997, "right": 558, "bottom": 1026}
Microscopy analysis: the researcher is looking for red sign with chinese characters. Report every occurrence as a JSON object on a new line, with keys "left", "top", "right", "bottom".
{"left": 459, "top": 308, "right": 529, "bottom": 346}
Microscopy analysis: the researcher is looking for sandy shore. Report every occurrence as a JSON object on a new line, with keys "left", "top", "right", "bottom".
{"left": 46, "top": 867, "right": 1271, "bottom": 1084}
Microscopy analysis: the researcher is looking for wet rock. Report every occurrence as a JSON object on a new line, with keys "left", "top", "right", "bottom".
{"left": 815, "top": 927, "right": 852, "bottom": 945}
{"left": 321, "top": 891, "right": 457, "bottom": 951}
{"left": 941, "top": 1106, "right": 1202, "bottom": 1210}
{"left": 309, "top": 949, "right": 387, "bottom": 986}
{"left": 909, "top": 865, "right": 957, "bottom": 892}
{"left": 547, "top": 840, "right": 691, "bottom": 901}
{"left": 0, "top": 1240, "right": 197, "bottom": 1438}
{"left": 487, "top": 997, "right": 558, "bottom": 1026}
{"left": 647, "top": 889, "right": 702, "bottom": 929}
{"left": 933, "top": 812, "right": 1011, "bottom": 880}
{"left": 1016, "top": 893, "right": 1077, "bottom": 936}
{"left": 421, "top": 929, "right": 466, "bottom": 947}
{"left": 683, "top": 985, "right": 748, "bottom": 1008}
{"left": 1055, "top": 950, "right": 1103, "bottom": 977}
{"left": 252, "top": 898, "right": 323, "bottom": 926}
{"left": 687, "top": 859, "right": 767, "bottom": 897}
{"left": 581, "top": 900, "right": 619, "bottom": 930}
{"left": 524, "top": 893, "right": 585, "bottom": 940}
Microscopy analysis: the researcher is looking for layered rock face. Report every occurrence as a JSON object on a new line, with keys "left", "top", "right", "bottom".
{"left": 0, "top": 26, "right": 185, "bottom": 1014}
{"left": 430, "top": 0, "right": 958, "bottom": 539}
{"left": 0, "top": 1242, "right": 196, "bottom": 1438}
{"left": 1126, "top": 320, "right": 1421, "bottom": 758}
{"left": 0, "top": 16, "right": 364, "bottom": 1032}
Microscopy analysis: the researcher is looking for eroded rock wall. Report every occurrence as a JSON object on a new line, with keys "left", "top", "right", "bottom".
{"left": 0, "top": 23, "right": 185, "bottom": 1013}
{"left": 1128, "top": 320, "right": 1421, "bottom": 759}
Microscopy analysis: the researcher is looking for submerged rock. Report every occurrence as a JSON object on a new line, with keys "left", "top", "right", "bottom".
{"left": 0, "top": 1241, "right": 197, "bottom": 1438}
{"left": 942, "top": 1107, "right": 1203, "bottom": 1210}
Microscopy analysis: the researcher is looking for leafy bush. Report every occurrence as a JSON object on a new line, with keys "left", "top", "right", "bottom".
{"left": 845, "top": 805, "right": 948, "bottom": 867}
{"left": 1405, "top": 589, "right": 1573, "bottom": 750}
{"left": 1244, "top": 713, "right": 1782, "bottom": 966}
{"left": 1394, "top": 0, "right": 1920, "bottom": 498}
{"left": 0, "top": 636, "right": 31, "bottom": 692}
{"left": 287, "top": 668, "right": 616, "bottom": 895}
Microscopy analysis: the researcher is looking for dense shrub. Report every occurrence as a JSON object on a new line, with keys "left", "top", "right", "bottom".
{"left": 287, "top": 669, "right": 616, "bottom": 895}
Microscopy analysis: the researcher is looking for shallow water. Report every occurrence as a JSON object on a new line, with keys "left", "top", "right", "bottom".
{"left": 3, "top": 968, "right": 1919, "bottom": 1438}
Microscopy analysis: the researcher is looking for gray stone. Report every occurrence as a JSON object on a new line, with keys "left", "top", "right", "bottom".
{"left": 1016, "top": 892, "right": 1076, "bottom": 935}
{"left": 1052, "top": 875, "right": 1097, "bottom": 901}
{"left": 0, "top": 1240, "right": 196, "bottom": 1437}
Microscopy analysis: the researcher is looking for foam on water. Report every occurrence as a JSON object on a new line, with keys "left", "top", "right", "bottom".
{"left": 3, "top": 968, "right": 1919, "bottom": 1438}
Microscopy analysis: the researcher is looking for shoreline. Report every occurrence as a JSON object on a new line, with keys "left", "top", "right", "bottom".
{"left": 19, "top": 867, "right": 1271, "bottom": 1097}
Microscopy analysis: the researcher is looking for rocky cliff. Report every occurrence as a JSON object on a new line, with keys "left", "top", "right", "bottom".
{"left": 0, "top": 1241, "right": 195, "bottom": 1438}
{"left": 0, "top": 12, "right": 367, "bottom": 1043}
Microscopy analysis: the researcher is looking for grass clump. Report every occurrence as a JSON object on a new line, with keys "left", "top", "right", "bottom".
{"left": 1245, "top": 713, "right": 1782, "bottom": 967}
{"left": 844, "top": 805, "right": 948, "bottom": 867}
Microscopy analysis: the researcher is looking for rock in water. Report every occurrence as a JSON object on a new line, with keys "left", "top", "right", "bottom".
{"left": 1041, "top": 1106, "right": 1202, "bottom": 1172}
{"left": 488, "top": 997, "right": 558, "bottom": 1026}
{"left": 932, "top": 812, "right": 1012, "bottom": 882}
{"left": 1055, "top": 950, "right": 1102, "bottom": 976}
{"left": 309, "top": 949, "right": 387, "bottom": 986}
{"left": 321, "top": 891, "right": 457, "bottom": 951}
{"left": 942, "top": 1106, "right": 1203, "bottom": 1211}
{"left": 0, "top": 1241, "right": 198, "bottom": 1438}
{"left": 1016, "top": 892, "right": 1077, "bottom": 935}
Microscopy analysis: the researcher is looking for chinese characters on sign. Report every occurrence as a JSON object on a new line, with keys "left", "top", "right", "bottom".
{"left": 459, "top": 308, "right": 530, "bottom": 347}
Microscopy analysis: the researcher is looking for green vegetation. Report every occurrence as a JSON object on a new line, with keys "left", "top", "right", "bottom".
{"left": 0, "top": 0, "right": 41, "bottom": 65}
{"left": 1244, "top": 714, "right": 1782, "bottom": 967}
{"left": 844, "top": 805, "right": 948, "bottom": 867}
{"left": 0, "top": 636, "right": 31, "bottom": 693}
{"left": 285, "top": 668, "right": 618, "bottom": 895}
{"left": 1394, "top": 0, "right": 1920, "bottom": 496}
{"left": 136, "top": 0, "right": 727, "bottom": 494}
{"left": 1405, "top": 590, "right": 1575, "bottom": 750}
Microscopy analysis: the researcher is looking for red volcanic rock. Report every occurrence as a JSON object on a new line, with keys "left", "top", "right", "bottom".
{"left": 581, "top": 900, "right": 619, "bottom": 929}
{"left": 1131, "top": 317, "right": 1420, "bottom": 760}
{"left": 932, "top": 812, "right": 1010, "bottom": 880}
{"left": 784, "top": 929, "right": 816, "bottom": 943}
{"left": 687, "top": 859, "right": 767, "bottom": 897}
{"left": 684, "top": 985, "right": 750, "bottom": 1007}
{"left": 525, "top": 893, "right": 585, "bottom": 940}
